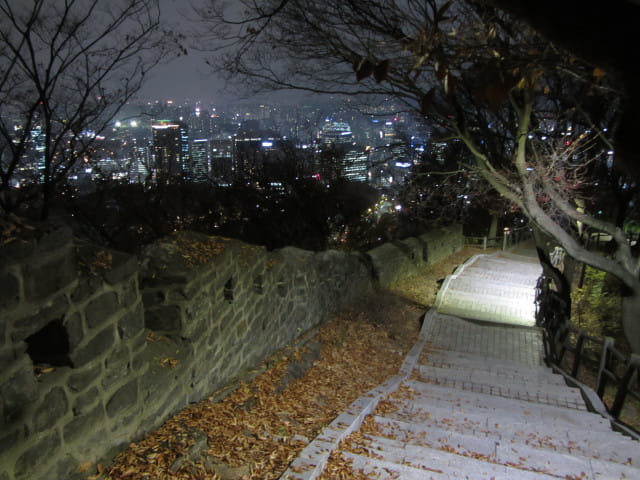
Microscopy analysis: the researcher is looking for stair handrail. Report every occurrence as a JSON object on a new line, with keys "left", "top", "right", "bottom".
{"left": 464, "top": 225, "right": 533, "bottom": 250}
{"left": 534, "top": 256, "right": 640, "bottom": 435}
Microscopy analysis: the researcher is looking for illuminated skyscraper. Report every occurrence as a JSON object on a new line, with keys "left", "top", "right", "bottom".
{"left": 343, "top": 149, "right": 369, "bottom": 182}
{"left": 30, "top": 126, "right": 46, "bottom": 182}
{"left": 189, "top": 138, "right": 209, "bottom": 183}
{"left": 151, "top": 120, "right": 189, "bottom": 183}
{"left": 211, "top": 138, "right": 234, "bottom": 184}
{"left": 319, "top": 121, "right": 352, "bottom": 146}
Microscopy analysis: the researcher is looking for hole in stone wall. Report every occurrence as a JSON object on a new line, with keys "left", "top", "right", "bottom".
{"left": 224, "top": 278, "right": 234, "bottom": 302}
{"left": 25, "top": 320, "right": 73, "bottom": 368}
{"left": 253, "top": 275, "right": 263, "bottom": 294}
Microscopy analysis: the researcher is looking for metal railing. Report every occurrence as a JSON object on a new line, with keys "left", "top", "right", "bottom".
{"left": 535, "top": 269, "right": 640, "bottom": 437}
{"left": 465, "top": 226, "right": 533, "bottom": 250}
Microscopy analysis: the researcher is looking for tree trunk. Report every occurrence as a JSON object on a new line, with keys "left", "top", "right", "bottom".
{"left": 489, "top": 214, "right": 499, "bottom": 239}
{"left": 622, "top": 288, "right": 640, "bottom": 354}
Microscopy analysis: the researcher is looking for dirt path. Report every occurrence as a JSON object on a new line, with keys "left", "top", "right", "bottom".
{"left": 92, "top": 247, "right": 490, "bottom": 480}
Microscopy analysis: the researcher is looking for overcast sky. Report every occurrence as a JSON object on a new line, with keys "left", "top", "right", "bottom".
{"left": 135, "top": 0, "right": 229, "bottom": 104}
{"left": 136, "top": 1, "right": 323, "bottom": 106}
{"left": 137, "top": 52, "right": 228, "bottom": 104}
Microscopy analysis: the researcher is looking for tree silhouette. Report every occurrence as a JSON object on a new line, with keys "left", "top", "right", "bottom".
{"left": 200, "top": 0, "right": 640, "bottom": 351}
{"left": 0, "top": 0, "right": 177, "bottom": 218}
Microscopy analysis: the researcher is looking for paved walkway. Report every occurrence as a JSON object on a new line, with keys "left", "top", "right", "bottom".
{"left": 279, "top": 246, "right": 640, "bottom": 480}
{"left": 434, "top": 248, "right": 541, "bottom": 326}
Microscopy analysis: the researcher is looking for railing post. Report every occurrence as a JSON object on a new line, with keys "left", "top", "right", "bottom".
{"left": 610, "top": 354, "right": 640, "bottom": 418}
{"left": 555, "top": 325, "right": 570, "bottom": 365}
{"left": 483, "top": 236, "right": 487, "bottom": 249}
{"left": 596, "top": 336, "right": 615, "bottom": 398}
{"left": 571, "top": 333, "right": 586, "bottom": 378}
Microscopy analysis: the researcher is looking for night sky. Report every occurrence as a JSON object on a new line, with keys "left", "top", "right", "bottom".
{"left": 137, "top": 0, "right": 229, "bottom": 103}
{"left": 138, "top": 52, "right": 227, "bottom": 103}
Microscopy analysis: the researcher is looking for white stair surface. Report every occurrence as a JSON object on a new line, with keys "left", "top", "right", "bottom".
{"left": 280, "top": 258, "right": 639, "bottom": 480}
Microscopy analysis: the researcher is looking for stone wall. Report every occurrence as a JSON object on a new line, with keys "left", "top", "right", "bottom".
{"left": 0, "top": 224, "right": 143, "bottom": 480}
{"left": 368, "top": 225, "right": 464, "bottom": 287}
{"left": 0, "top": 225, "right": 462, "bottom": 480}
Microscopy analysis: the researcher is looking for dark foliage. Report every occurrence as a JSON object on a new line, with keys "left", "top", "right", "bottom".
{"left": 63, "top": 179, "right": 381, "bottom": 253}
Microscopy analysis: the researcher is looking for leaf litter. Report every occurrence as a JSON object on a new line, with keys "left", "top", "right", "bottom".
{"left": 90, "top": 249, "right": 479, "bottom": 480}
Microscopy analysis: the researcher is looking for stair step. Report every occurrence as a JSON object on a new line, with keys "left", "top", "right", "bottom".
{"left": 424, "top": 348, "right": 551, "bottom": 374}
{"left": 372, "top": 414, "right": 640, "bottom": 467}
{"left": 444, "top": 277, "right": 538, "bottom": 298}
{"left": 363, "top": 417, "right": 640, "bottom": 478}
{"left": 465, "top": 262, "right": 541, "bottom": 277}
{"left": 419, "top": 351, "right": 567, "bottom": 386}
{"left": 341, "top": 435, "right": 559, "bottom": 479}
{"left": 379, "top": 392, "right": 613, "bottom": 436}
{"left": 402, "top": 380, "right": 605, "bottom": 430}
{"left": 413, "top": 363, "right": 577, "bottom": 398}
{"left": 361, "top": 432, "right": 601, "bottom": 478}
{"left": 413, "top": 365, "right": 587, "bottom": 409}
{"left": 423, "top": 318, "right": 544, "bottom": 367}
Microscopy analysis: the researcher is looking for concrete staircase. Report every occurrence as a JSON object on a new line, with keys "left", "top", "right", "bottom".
{"left": 435, "top": 251, "right": 542, "bottom": 327}
{"left": 280, "top": 312, "right": 640, "bottom": 479}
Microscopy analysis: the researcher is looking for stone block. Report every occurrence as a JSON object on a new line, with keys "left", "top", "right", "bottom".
{"left": 72, "top": 386, "right": 99, "bottom": 416}
{"left": 63, "top": 312, "right": 84, "bottom": 351}
{"left": 139, "top": 385, "right": 185, "bottom": 432}
{"left": 23, "top": 252, "right": 76, "bottom": 302}
{"left": 36, "top": 224, "right": 73, "bottom": 253}
{"left": 0, "top": 234, "right": 34, "bottom": 266}
{"left": 0, "top": 269, "right": 20, "bottom": 309}
{"left": 70, "top": 326, "right": 115, "bottom": 367}
{"left": 103, "top": 254, "right": 137, "bottom": 285}
{"left": 235, "top": 320, "right": 247, "bottom": 339}
{"left": 142, "top": 288, "right": 165, "bottom": 307}
{"left": 119, "top": 278, "right": 139, "bottom": 308}
{"left": 33, "top": 387, "right": 68, "bottom": 432}
{"left": 71, "top": 426, "right": 107, "bottom": 459}
{"left": 11, "top": 294, "right": 69, "bottom": 343}
{"left": 207, "top": 324, "right": 221, "bottom": 347}
{"left": 182, "top": 314, "right": 210, "bottom": 342}
{"left": 63, "top": 404, "right": 105, "bottom": 445}
{"left": 108, "top": 406, "right": 141, "bottom": 436}
{"left": 132, "top": 347, "right": 150, "bottom": 373}
{"left": 1, "top": 359, "right": 38, "bottom": 424}
{"left": 67, "top": 363, "right": 101, "bottom": 392}
{"left": 85, "top": 292, "right": 119, "bottom": 330}
{"left": 106, "top": 379, "right": 139, "bottom": 418}
{"left": 69, "top": 275, "right": 103, "bottom": 304}
{"left": 130, "top": 328, "right": 147, "bottom": 354}
{"left": 145, "top": 305, "right": 182, "bottom": 333}
{"left": 117, "top": 302, "right": 144, "bottom": 340}
{"left": 14, "top": 430, "right": 60, "bottom": 480}
{"left": 46, "top": 454, "right": 84, "bottom": 480}
{"left": 0, "top": 426, "right": 20, "bottom": 457}
{"left": 102, "top": 344, "right": 131, "bottom": 389}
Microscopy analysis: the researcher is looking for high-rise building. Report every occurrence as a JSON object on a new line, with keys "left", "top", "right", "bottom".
{"left": 188, "top": 106, "right": 211, "bottom": 139}
{"left": 343, "top": 149, "right": 369, "bottom": 182}
{"left": 233, "top": 124, "right": 282, "bottom": 181}
{"left": 30, "top": 126, "right": 46, "bottom": 182}
{"left": 189, "top": 138, "right": 210, "bottom": 183}
{"left": 151, "top": 120, "right": 189, "bottom": 183}
{"left": 319, "top": 121, "right": 352, "bottom": 146}
{"left": 211, "top": 138, "right": 234, "bottom": 184}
